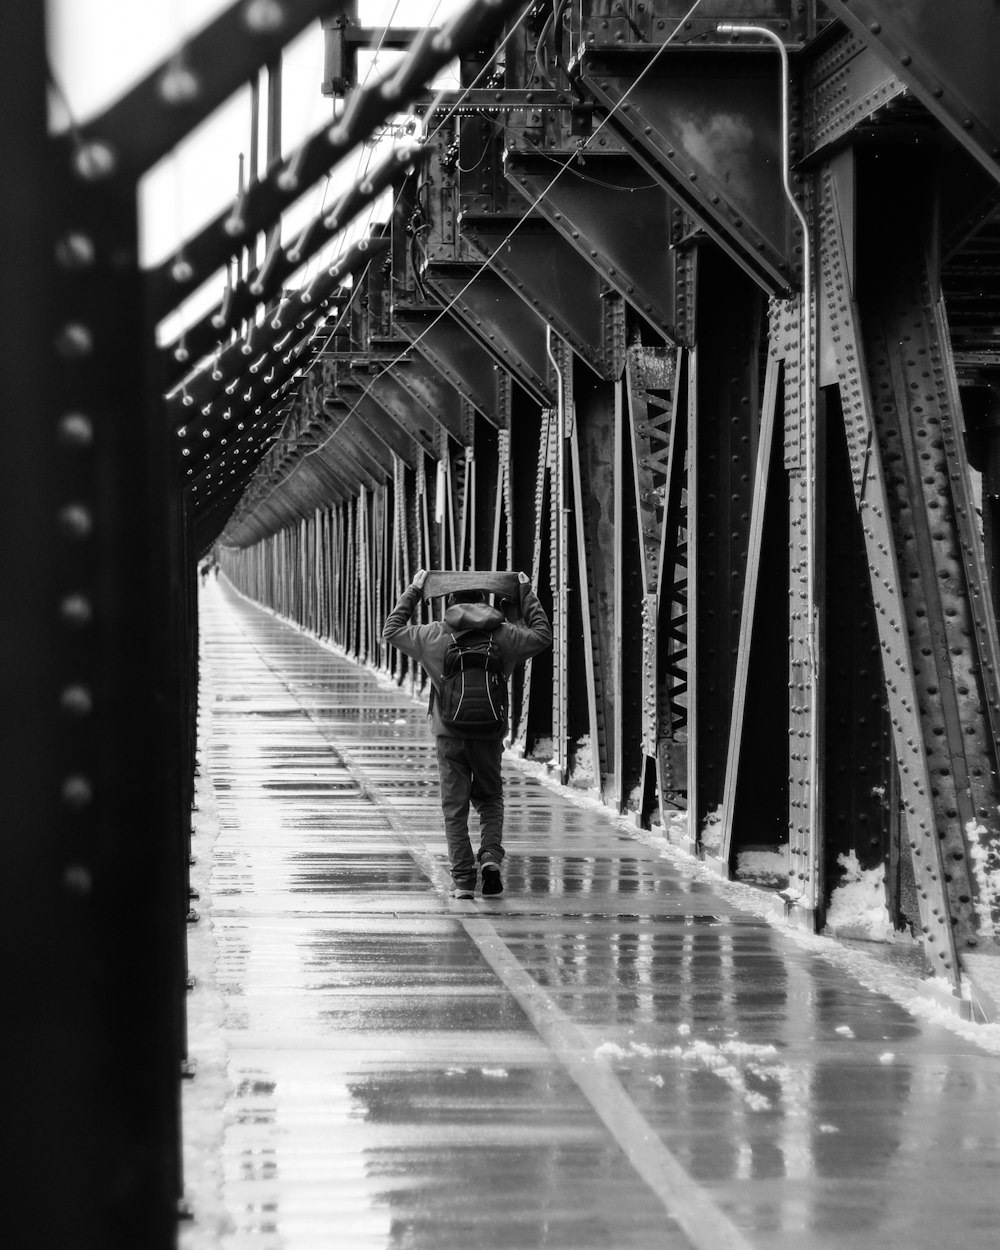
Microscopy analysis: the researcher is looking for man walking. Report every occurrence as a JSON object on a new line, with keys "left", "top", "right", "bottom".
{"left": 383, "top": 569, "right": 552, "bottom": 899}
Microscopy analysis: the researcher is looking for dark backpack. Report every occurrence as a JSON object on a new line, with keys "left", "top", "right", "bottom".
{"left": 437, "top": 629, "right": 508, "bottom": 732}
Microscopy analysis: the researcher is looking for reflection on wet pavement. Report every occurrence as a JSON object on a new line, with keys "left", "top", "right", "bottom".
{"left": 188, "top": 580, "right": 1000, "bottom": 1249}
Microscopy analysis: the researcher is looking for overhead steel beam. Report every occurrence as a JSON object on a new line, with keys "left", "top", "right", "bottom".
{"left": 460, "top": 213, "right": 619, "bottom": 379}
{"left": 575, "top": 45, "right": 798, "bottom": 296}
{"left": 824, "top": 0, "right": 1000, "bottom": 187}
{"left": 161, "top": 235, "right": 386, "bottom": 387}
{"left": 166, "top": 236, "right": 388, "bottom": 421}
{"left": 329, "top": 355, "right": 464, "bottom": 450}
{"left": 150, "top": 111, "right": 359, "bottom": 324}
{"left": 176, "top": 329, "right": 314, "bottom": 474}
{"left": 68, "top": 0, "right": 349, "bottom": 180}
{"left": 321, "top": 386, "right": 417, "bottom": 468}
{"left": 158, "top": 145, "right": 416, "bottom": 346}
{"left": 423, "top": 263, "right": 555, "bottom": 403}
{"left": 393, "top": 305, "right": 514, "bottom": 423}
{"left": 152, "top": 0, "right": 530, "bottom": 326}
{"left": 506, "top": 153, "right": 684, "bottom": 344}
{"left": 804, "top": 27, "right": 912, "bottom": 161}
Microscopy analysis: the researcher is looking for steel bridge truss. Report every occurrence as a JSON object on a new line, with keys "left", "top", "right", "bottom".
{"left": 10, "top": 2, "right": 1000, "bottom": 1242}
{"left": 217, "top": 2, "right": 1000, "bottom": 1015}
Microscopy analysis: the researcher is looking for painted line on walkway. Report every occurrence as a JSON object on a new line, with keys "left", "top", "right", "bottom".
{"left": 227, "top": 596, "right": 756, "bottom": 1250}
{"left": 465, "top": 916, "right": 755, "bottom": 1250}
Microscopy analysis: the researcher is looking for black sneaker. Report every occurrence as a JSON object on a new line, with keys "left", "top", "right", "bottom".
{"left": 481, "top": 861, "right": 503, "bottom": 897}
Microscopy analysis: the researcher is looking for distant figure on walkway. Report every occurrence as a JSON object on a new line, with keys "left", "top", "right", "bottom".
{"left": 383, "top": 569, "right": 552, "bottom": 899}
{"left": 199, "top": 561, "right": 211, "bottom": 587}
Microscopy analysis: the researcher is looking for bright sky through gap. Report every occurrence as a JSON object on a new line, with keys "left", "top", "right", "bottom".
{"left": 46, "top": 0, "right": 467, "bottom": 347}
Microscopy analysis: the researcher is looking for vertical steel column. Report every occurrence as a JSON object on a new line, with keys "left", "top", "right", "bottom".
{"left": 491, "top": 427, "right": 512, "bottom": 571}
{"left": 817, "top": 164, "right": 970, "bottom": 986}
{"left": 718, "top": 347, "right": 784, "bottom": 872}
{"left": 613, "top": 364, "right": 646, "bottom": 813}
{"left": 3, "top": 5, "right": 184, "bottom": 1243}
{"left": 572, "top": 371, "right": 618, "bottom": 798}
{"left": 547, "top": 328, "right": 570, "bottom": 782}
{"left": 687, "top": 248, "right": 762, "bottom": 846}
{"left": 513, "top": 408, "right": 553, "bottom": 753}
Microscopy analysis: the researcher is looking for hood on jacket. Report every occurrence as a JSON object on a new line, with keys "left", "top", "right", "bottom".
{"left": 443, "top": 602, "right": 504, "bottom": 633}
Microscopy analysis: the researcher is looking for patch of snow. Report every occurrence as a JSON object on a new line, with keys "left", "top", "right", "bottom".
{"left": 700, "top": 807, "right": 723, "bottom": 854}
{"left": 528, "top": 736, "right": 554, "bottom": 763}
{"left": 834, "top": 1024, "right": 854, "bottom": 1038}
{"left": 595, "top": 1037, "right": 780, "bottom": 1112}
{"left": 569, "top": 734, "right": 598, "bottom": 790}
{"left": 480, "top": 1067, "right": 508, "bottom": 1078}
{"left": 879, "top": 1053, "right": 895, "bottom": 1065}
{"left": 825, "top": 851, "right": 894, "bottom": 942}
{"left": 967, "top": 820, "right": 1000, "bottom": 937}
{"left": 736, "top": 848, "right": 788, "bottom": 885}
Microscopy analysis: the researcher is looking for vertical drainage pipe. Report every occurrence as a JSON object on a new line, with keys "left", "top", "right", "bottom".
{"left": 717, "top": 23, "right": 818, "bottom": 907}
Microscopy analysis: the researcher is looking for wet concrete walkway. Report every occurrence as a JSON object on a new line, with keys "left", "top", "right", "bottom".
{"left": 183, "top": 577, "right": 1000, "bottom": 1250}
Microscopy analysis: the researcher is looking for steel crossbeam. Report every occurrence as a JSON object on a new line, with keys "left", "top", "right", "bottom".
{"left": 824, "top": 0, "right": 1000, "bottom": 186}
{"left": 506, "top": 153, "right": 682, "bottom": 342}
{"left": 423, "top": 262, "right": 556, "bottom": 403}
{"left": 576, "top": 45, "right": 798, "bottom": 296}
{"left": 460, "top": 212, "right": 618, "bottom": 378}
{"left": 393, "top": 305, "right": 513, "bottom": 422}
{"left": 67, "top": 0, "right": 350, "bottom": 181}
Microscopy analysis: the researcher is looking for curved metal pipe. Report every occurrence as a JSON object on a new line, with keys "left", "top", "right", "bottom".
{"left": 718, "top": 23, "right": 818, "bottom": 904}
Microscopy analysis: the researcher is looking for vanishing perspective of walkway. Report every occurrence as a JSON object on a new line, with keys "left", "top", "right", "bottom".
{"left": 182, "top": 578, "right": 1000, "bottom": 1250}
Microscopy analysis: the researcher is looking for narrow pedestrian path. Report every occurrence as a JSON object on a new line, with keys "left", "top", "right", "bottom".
{"left": 183, "top": 577, "right": 1000, "bottom": 1250}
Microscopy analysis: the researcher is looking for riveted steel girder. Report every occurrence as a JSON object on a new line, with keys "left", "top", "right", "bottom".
{"left": 393, "top": 305, "right": 513, "bottom": 422}
{"left": 423, "top": 263, "right": 554, "bottom": 404}
{"left": 68, "top": 0, "right": 349, "bottom": 181}
{"left": 805, "top": 27, "right": 912, "bottom": 161}
{"left": 321, "top": 384, "right": 417, "bottom": 469}
{"left": 314, "top": 419, "right": 387, "bottom": 489}
{"left": 687, "top": 246, "right": 764, "bottom": 841}
{"left": 571, "top": 369, "right": 618, "bottom": 795}
{"left": 718, "top": 345, "right": 785, "bottom": 872}
{"left": 155, "top": 141, "right": 414, "bottom": 340}
{"left": 185, "top": 420, "right": 285, "bottom": 498}
{"left": 506, "top": 153, "right": 682, "bottom": 341}
{"left": 818, "top": 158, "right": 1000, "bottom": 986}
{"left": 460, "top": 213, "right": 616, "bottom": 379}
{"left": 369, "top": 354, "right": 466, "bottom": 441}
{"left": 162, "top": 223, "right": 389, "bottom": 384}
{"left": 161, "top": 237, "right": 386, "bottom": 389}
{"left": 576, "top": 46, "right": 798, "bottom": 296}
{"left": 176, "top": 333, "right": 312, "bottom": 476}
{"left": 625, "top": 343, "right": 677, "bottom": 596}
{"left": 572, "top": 0, "right": 818, "bottom": 49}
{"left": 354, "top": 370, "right": 457, "bottom": 454}
{"left": 824, "top": 0, "right": 1000, "bottom": 187}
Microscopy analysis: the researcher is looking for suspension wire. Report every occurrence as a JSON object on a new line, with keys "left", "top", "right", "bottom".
{"left": 237, "top": 0, "right": 684, "bottom": 515}
{"left": 305, "top": 4, "right": 535, "bottom": 365}
{"left": 299, "top": 0, "right": 707, "bottom": 466}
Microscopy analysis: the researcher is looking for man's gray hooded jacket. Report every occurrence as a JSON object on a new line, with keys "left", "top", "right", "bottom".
{"left": 382, "top": 580, "right": 552, "bottom": 738}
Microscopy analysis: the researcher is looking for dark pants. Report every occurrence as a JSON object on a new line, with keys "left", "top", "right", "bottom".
{"left": 435, "top": 735, "right": 505, "bottom": 886}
